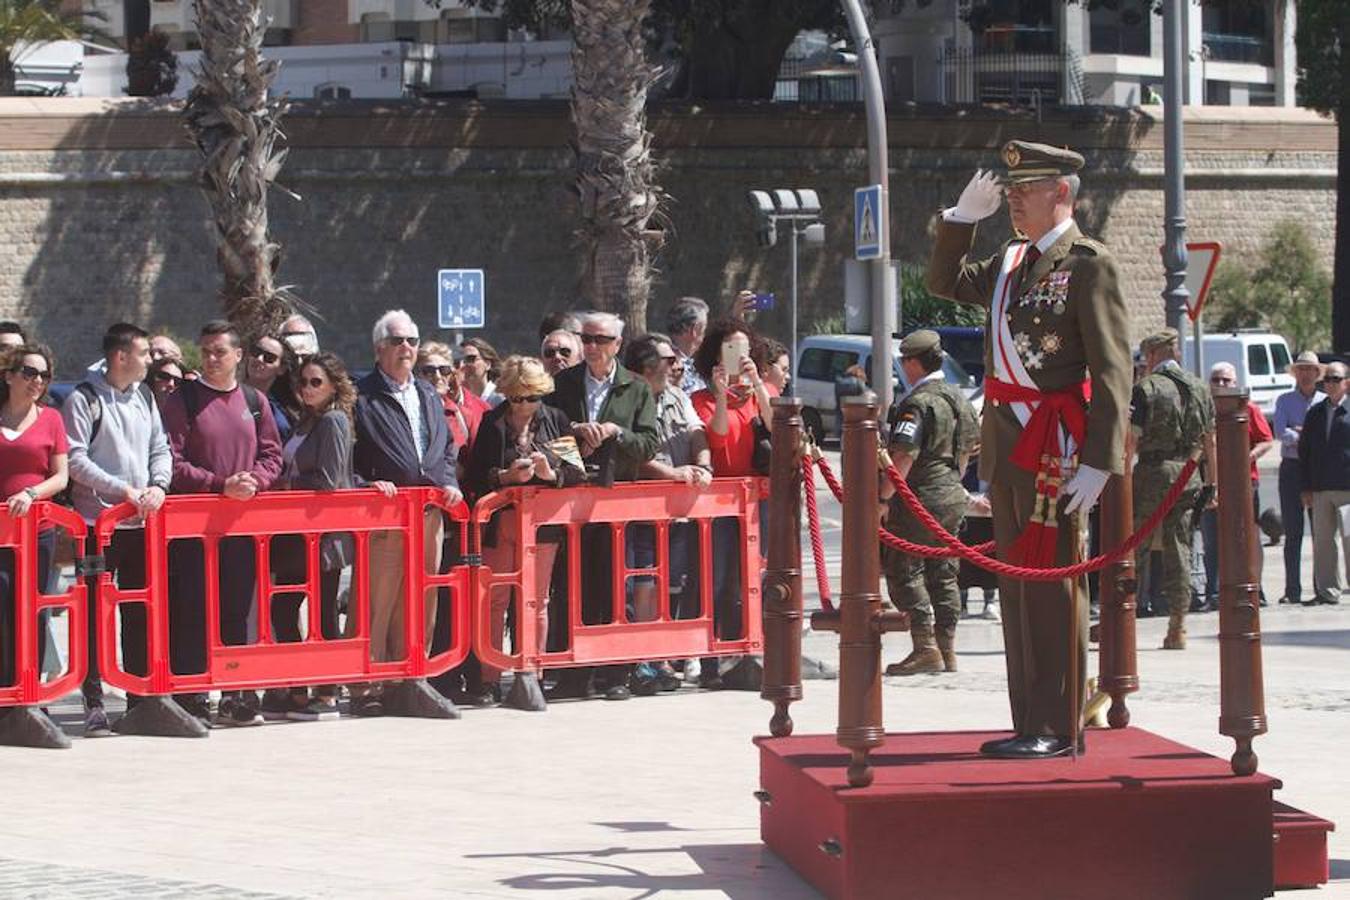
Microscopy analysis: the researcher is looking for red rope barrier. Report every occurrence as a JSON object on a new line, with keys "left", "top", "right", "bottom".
{"left": 811, "top": 452, "right": 1198, "bottom": 582}
{"left": 801, "top": 456, "right": 835, "bottom": 612}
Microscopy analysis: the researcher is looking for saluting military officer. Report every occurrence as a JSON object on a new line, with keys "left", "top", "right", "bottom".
{"left": 926, "top": 141, "right": 1132, "bottom": 759}
{"left": 1128, "top": 328, "right": 1217, "bottom": 651}
{"left": 881, "top": 330, "right": 980, "bottom": 676}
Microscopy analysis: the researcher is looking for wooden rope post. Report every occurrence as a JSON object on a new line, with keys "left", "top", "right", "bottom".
{"left": 762, "top": 397, "right": 804, "bottom": 737}
{"left": 1097, "top": 468, "right": 1139, "bottom": 728}
{"left": 1213, "top": 387, "right": 1267, "bottom": 776}
{"left": 811, "top": 393, "right": 906, "bottom": 787}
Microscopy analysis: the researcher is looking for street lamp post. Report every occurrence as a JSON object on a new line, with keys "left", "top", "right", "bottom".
{"left": 1162, "top": 0, "right": 1190, "bottom": 336}
{"left": 747, "top": 189, "right": 825, "bottom": 386}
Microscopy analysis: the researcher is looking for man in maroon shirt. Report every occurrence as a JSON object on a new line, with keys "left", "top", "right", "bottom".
{"left": 160, "top": 321, "right": 282, "bottom": 726}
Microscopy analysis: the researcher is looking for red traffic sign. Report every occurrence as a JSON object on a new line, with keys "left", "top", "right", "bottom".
{"left": 1159, "top": 242, "right": 1223, "bottom": 322}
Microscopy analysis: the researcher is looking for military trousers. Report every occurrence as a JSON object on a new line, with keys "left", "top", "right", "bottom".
{"left": 1133, "top": 463, "right": 1199, "bottom": 619}
{"left": 883, "top": 495, "right": 965, "bottom": 629}
{"left": 990, "top": 464, "right": 1088, "bottom": 740}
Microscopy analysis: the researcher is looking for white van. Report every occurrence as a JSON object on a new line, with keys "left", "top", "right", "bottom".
{"left": 795, "top": 334, "right": 979, "bottom": 440}
{"left": 1181, "top": 331, "right": 1294, "bottom": 418}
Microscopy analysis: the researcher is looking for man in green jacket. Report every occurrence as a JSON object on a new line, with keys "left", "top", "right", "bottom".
{"left": 545, "top": 312, "right": 660, "bottom": 699}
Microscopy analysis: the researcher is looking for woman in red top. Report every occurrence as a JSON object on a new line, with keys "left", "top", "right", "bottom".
{"left": 688, "top": 319, "right": 773, "bottom": 686}
{"left": 689, "top": 318, "right": 775, "bottom": 477}
{"left": 0, "top": 344, "right": 68, "bottom": 690}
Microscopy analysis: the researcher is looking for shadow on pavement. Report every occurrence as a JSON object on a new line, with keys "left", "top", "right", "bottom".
{"left": 1253, "top": 629, "right": 1350, "bottom": 651}
{"left": 465, "top": 843, "right": 822, "bottom": 899}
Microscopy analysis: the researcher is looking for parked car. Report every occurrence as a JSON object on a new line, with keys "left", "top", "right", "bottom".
{"left": 923, "top": 325, "right": 985, "bottom": 384}
{"left": 795, "top": 333, "right": 979, "bottom": 441}
{"left": 1181, "top": 331, "right": 1293, "bottom": 417}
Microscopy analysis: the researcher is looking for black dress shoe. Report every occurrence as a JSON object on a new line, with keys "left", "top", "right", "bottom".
{"left": 603, "top": 684, "right": 631, "bottom": 701}
{"left": 547, "top": 670, "right": 596, "bottom": 700}
{"left": 985, "top": 735, "right": 1076, "bottom": 759}
{"left": 979, "top": 734, "right": 1022, "bottom": 755}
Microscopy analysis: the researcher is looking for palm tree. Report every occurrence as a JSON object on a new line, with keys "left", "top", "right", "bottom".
{"left": 183, "top": 0, "right": 297, "bottom": 334}
{"left": 0, "top": 0, "right": 106, "bottom": 95}
{"left": 569, "top": 0, "right": 666, "bottom": 332}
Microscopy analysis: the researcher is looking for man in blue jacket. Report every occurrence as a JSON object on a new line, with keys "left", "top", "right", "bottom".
{"left": 353, "top": 309, "right": 463, "bottom": 716}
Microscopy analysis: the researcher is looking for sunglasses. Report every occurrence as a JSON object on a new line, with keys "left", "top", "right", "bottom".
{"left": 419, "top": 365, "right": 455, "bottom": 378}
{"left": 1324, "top": 375, "right": 1345, "bottom": 383}
{"left": 298, "top": 376, "right": 328, "bottom": 389}
{"left": 458, "top": 354, "right": 482, "bottom": 366}
{"left": 385, "top": 335, "right": 420, "bottom": 348}
{"left": 542, "top": 347, "right": 573, "bottom": 359}
{"left": 1210, "top": 377, "right": 1235, "bottom": 385}
{"left": 251, "top": 347, "right": 280, "bottom": 365}
{"left": 508, "top": 394, "right": 544, "bottom": 404}
{"left": 660, "top": 355, "right": 678, "bottom": 364}
{"left": 153, "top": 371, "right": 183, "bottom": 386}
{"left": 580, "top": 334, "right": 617, "bottom": 345}
{"left": 14, "top": 365, "right": 50, "bottom": 382}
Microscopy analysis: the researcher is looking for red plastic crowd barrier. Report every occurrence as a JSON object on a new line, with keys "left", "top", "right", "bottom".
{"left": 93, "top": 488, "right": 470, "bottom": 696}
{"left": 0, "top": 503, "right": 88, "bottom": 708}
{"left": 471, "top": 477, "right": 767, "bottom": 675}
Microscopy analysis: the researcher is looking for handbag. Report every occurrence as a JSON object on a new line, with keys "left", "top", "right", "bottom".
{"left": 751, "top": 416, "right": 773, "bottom": 475}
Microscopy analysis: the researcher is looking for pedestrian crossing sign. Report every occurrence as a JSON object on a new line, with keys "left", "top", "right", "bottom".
{"left": 855, "top": 184, "right": 884, "bottom": 260}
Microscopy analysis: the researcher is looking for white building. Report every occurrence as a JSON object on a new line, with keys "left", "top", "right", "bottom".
{"left": 874, "top": 0, "right": 1297, "bottom": 108}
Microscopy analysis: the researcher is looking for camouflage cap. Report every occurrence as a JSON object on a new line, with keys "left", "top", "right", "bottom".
{"left": 899, "top": 329, "right": 942, "bottom": 358}
{"left": 1139, "top": 327, "right": 1180, "bottom": 355}
{"left": 1000, "top": 140, "right": 1085, "bottom": 185}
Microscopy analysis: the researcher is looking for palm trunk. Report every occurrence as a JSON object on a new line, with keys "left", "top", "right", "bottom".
{"left": 570, "top": 0, "right": 665, "bottom": 332}
{"left": 0, "top": 55, "right": 16, "bottom": 96}
{"left": 184, "top": 0, "right": 296, "bottom": 335}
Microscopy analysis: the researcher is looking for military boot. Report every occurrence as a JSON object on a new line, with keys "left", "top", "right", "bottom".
{"left": 885, "top": 626, "right": 944, "bottom": 676}
{"left": 935, "top": 624, "right": 958, "bottom": 672}
{"left": 1161, "top": 612, "right": 1187, "bottom": 650}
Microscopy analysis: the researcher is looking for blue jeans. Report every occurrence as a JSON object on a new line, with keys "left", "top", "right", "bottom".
{"left": 1278, "top": 459, "right": 1309, "bottom": 602}
{"left": 1202, "top": 483, "right": 1263, "bottom": 604}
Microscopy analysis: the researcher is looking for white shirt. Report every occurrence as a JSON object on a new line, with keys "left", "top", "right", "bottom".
{"left": 381, "top": 368, "right": 425, "bottom": 459}
{"left": 584, "top": 363, "right": 617, "bottom": 423}
{"left": 1033, "top": 216, "right": 1075, "bottom": 254}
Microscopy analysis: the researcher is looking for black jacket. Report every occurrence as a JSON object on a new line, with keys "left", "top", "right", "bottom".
{"left": 466, "top": 403, "right": 584, "bottom": 501}
{"left": 1298, "top": 398, "right": 1350, "bottom": 492}
{"left": 353, "top": 369, "right": 459, "bottom": 490}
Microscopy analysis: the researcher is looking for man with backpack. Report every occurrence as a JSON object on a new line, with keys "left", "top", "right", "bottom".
{"left": 61, "top": 323, "right": 172, "bottom": 737}
{"left": 160, "top": 320, "right": 282, "bottom": 726}
{"left": 1128, "top": 328, "right": 1217, "bottom": 650}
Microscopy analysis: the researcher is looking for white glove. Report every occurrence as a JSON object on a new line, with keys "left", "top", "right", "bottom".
{"left": 1061, "top": 464, "right": 1110, "bottom": 516}
{"left": 950, "top": 169, "right": 1003, "bottom": 223}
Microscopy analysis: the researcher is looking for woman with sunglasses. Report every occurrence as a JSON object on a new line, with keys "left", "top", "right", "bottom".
{"left": 147, "top": 357, "right": 185, "bottom": 404}
{"left": 417, "top": 341, "right": 487, "bottom": 462}
{"left": 0, "top": 344, "right": 68, "bottom": 693}
{"left": 459, "top": 337, "right": 504, "bottom": 408}
{"left": 464, "top": 356, "right": 582, "bottom": 706}
{"left": 265, "top": 352, "right": 357, "bottom": 720}
{"left": 243, "top": 334, "right": 297, "bottom": 443}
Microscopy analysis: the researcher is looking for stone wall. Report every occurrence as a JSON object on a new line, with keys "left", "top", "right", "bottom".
{"left": 0, "top": 98, "right": 1335, "bottom": 371}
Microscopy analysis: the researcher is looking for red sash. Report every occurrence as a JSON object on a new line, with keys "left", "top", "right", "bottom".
{"left": 983, "top": 377, "right": 1091, "bottom": 567}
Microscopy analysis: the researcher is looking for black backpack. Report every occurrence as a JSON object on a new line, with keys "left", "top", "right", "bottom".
{"left": 179, "top": 378, "right": 265, "bottom": 440}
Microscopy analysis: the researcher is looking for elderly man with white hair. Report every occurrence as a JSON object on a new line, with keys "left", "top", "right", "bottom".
{"left": 350, "top": 309, "right": 463, "bottom": 717}
{"left": 544, "top": 310, "right": 660, "bottom": 700}
{"left": 540, "top": 328, "right": 581, "bottom": 377}
{"left": 1198, "top": 361, "right": 1275, "bottom": 611}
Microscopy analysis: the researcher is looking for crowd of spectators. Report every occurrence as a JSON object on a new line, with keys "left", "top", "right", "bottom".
{"left": 0, "top": 293, "right": 776, "bottom": 735}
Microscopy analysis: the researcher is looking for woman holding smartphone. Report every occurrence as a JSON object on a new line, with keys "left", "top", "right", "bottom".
{"left": 688, "top": 318, "right": 773, "bottom": 689}
{"left": 465, "top": 356, "right": 583, "bottom": 706}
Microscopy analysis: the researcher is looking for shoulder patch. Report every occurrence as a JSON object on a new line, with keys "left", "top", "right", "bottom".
{"left": 895, "top": 417, "right": 919, "bottom": 440}
{"left": 1071, "top": 236, "right": 1105, "bottom": 256}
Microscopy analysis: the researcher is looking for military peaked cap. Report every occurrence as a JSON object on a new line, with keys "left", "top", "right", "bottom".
{"left": 1000, "top": 140, "right": 1085, "bottom": 185}
{"left": 899, "top": 329, "right": 942, "bottom": 358}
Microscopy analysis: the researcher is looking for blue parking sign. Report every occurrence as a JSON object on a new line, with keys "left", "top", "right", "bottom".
{"left": 438, "top": 269, "right": 486, "bottom": 329}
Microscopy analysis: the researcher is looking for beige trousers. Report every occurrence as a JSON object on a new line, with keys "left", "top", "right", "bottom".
{"left": 1310, "top": 489, "right": 1350, "bottom": 603}
{"left": 364, "top": 508, "right": 445, "bottom": 663}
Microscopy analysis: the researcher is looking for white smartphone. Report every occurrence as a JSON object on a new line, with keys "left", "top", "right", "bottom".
{"left": 721, "top": 333, "right": 751, "bottom": 385}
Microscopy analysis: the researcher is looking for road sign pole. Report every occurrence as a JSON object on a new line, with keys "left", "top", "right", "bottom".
{"left": 790, "top": 221, "right": 800, "bottom": 387}
{"left": 841, "top": 0, "right": 893, "bottom": 414}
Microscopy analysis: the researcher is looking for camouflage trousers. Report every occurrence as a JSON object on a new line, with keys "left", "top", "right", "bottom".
{"left": 883, "top": 496, "right": 966, "bottom": 629}
{"left": 1134, "top": 462, "right": 1200, "bottom": 619}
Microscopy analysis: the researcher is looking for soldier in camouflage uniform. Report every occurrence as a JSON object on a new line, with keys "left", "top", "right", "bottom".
{"left": 1128, "top": 328, "right": 1217, "bottom": 651}
{"left": 882, "top": 330, "right": 980, "bottom": 676}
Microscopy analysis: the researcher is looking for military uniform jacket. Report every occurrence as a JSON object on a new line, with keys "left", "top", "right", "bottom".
{"left": 888, "top": 376, "right": 979, "bottom": 509}
{"left": 1131, "top": 361, "right": 1213, "bottom": 468}
{"left": 926, "top": 218, "right": 1132, "bottom": 484}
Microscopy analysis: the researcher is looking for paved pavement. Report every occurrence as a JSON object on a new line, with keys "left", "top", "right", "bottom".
{"left": 2, "top": 449, "right": 1347, "bottom": 899}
